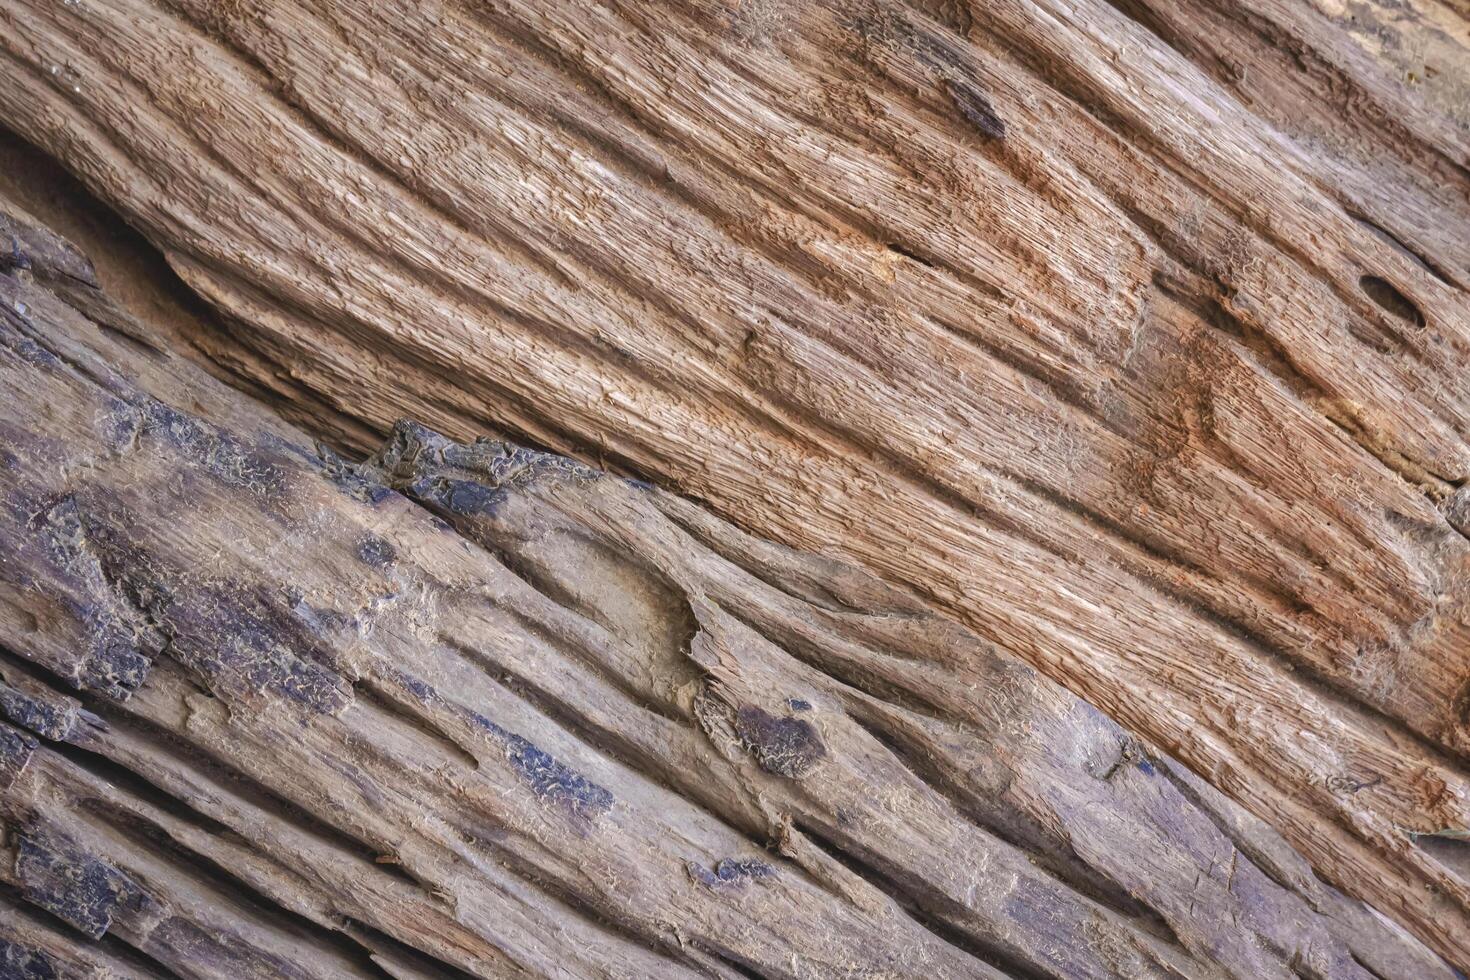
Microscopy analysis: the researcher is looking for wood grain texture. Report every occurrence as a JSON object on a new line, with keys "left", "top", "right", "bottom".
{"left": 0, "top": 0, "right": 1468, "bottom": 965}
{"left": 2, "top": 201, "right": 1453, "bottom": 978}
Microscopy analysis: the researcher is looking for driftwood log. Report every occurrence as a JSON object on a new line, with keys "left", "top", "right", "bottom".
{"left": 1, "top": 0, "right": 1469, "bottom": 974}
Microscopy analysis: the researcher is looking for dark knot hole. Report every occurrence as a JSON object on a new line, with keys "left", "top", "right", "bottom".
{"left": 1359, "top": 275, "right": 1426, "bottom": 328}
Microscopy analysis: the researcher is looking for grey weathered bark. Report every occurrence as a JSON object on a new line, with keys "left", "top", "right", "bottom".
{"left": 0, "top": 198, "right": 1454, "bottom": 977}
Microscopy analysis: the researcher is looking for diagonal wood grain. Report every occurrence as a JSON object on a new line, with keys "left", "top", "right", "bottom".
{"left": 1, "top": 198, "right": 1451, "bottom": 977}
{"left": 1, "top": 0, "right": 1468, "bottom": 964}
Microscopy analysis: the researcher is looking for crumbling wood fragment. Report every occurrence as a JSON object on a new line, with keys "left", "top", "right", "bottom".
{"left": 0, "top": 204, "right": 1455, "bottom": 976}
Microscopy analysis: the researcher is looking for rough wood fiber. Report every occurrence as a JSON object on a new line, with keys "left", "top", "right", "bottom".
{"left": 0, "top": 202, "right": 1455, "bottom": 977}
{"left": 1, "top": 0, "right": 1470, "bottom": 967}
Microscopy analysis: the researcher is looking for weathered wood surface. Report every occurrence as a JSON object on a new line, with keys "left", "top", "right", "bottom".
{"left": 0, "top": 202, "right": 1456, "bottom": 976}
{"left": 8, "top": 0, "right": 1470, "bottom": 963}
{"left": 3, "top": 0, "right": 1470, "bottom": 964}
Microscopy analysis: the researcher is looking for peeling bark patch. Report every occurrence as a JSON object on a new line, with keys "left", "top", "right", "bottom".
{"left": 0, "top": 331, "right": 60, "bottom": 370}
{"left": 69, "top": 521, "right": 350, "bottom": 714}
{"left": 141, "top": 401, "right": 286, "bottom": 498}
{"left": 15, "top": 833, "right": 151, "bottom": 939}
{"left": 393, "top": 670, "right": 438, "bottom": 703}
{"left": 443, "top": 437, "right": 597, "bottom": 485}
{"left": 100, "top": 406, "right": 141, "bottom": 455}
{"left": 1359, "top": 275, "right": 1426, "bottom": 327}
{"left": 504, "top": 734, "right": 614, "bottom": 821}
{"left": 459, "top": 706, "right": 614, "bottom": 821}
{"left": 945, "top": 78, "right": 1006, "bottom": 139}
{"left": 316, "top": 447, "right": 395, "bottom": 506}
{"left": 0, "top": 209, "right": 96, "bottom": 285}
{"left": 28, "top": 495, "right": 154, "bottom": 699}
{"left": 391, "top": 667, "right": 614, "bottom": 822}
{"left": 687, "top": 857, "right": 776, "bottom": 890}
{"left": 76, "top": 640, "right": 152, "bottom": 701}
{"left": 367, "top": 420, "right": 599, "bottom": 506}
{"left": 0, "top": 940, "right": 59, "bottom": 980}
{"left": 231, "top": 644, "right": 348, "bottom": 712}
{"left": 410, "top": 476, "right": 508, "bottom": 517}
{"left": 0, "top": 721, "right": 37, "bottom": 789}
{"left": 735, "top": 705, "right": 825, "bottom": 778}
{"left": 0, "top": 681, "right": 77, "bottom": 741}
{"left": 59, "top": 512, "right": 345, "bottom": 711}
{"left": 356, "top": 533, "right": 397, "bottom": 567}
{"left": 1088, "top": 735, "right": 1148, "bottom": 781}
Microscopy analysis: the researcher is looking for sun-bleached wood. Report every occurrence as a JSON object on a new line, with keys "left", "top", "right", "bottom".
{"left": 2, "top": 0, "right": 1469, "bottom": 966}
{"left": 1, "top": 200, "right": 1451, "bottom": 977}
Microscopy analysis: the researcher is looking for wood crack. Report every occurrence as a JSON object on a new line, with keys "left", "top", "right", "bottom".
{"left": 791, "top": 819, "right": 1032, "bottom": 979}
{"left": 841, "top": 701, "right": 1173, "bottom": 932}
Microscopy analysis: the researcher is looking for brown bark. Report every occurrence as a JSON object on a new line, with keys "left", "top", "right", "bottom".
{"left": 0, "top": 197, "right": 1454, "bottom": 977}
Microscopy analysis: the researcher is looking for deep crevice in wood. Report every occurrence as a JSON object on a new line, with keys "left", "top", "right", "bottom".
{"left": 793, "top": 819, "right": 1041, "bottom": 979}
{"left": 71, "top": 797, "right": 399, "bottom": 980}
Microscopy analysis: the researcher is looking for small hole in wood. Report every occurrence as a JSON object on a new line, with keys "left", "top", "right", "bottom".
{"left": 1359, "top": 275, "right": 1425, "bottom": 328}
{"left": 887, "top": 242, "right": 934, "bottom": 268}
